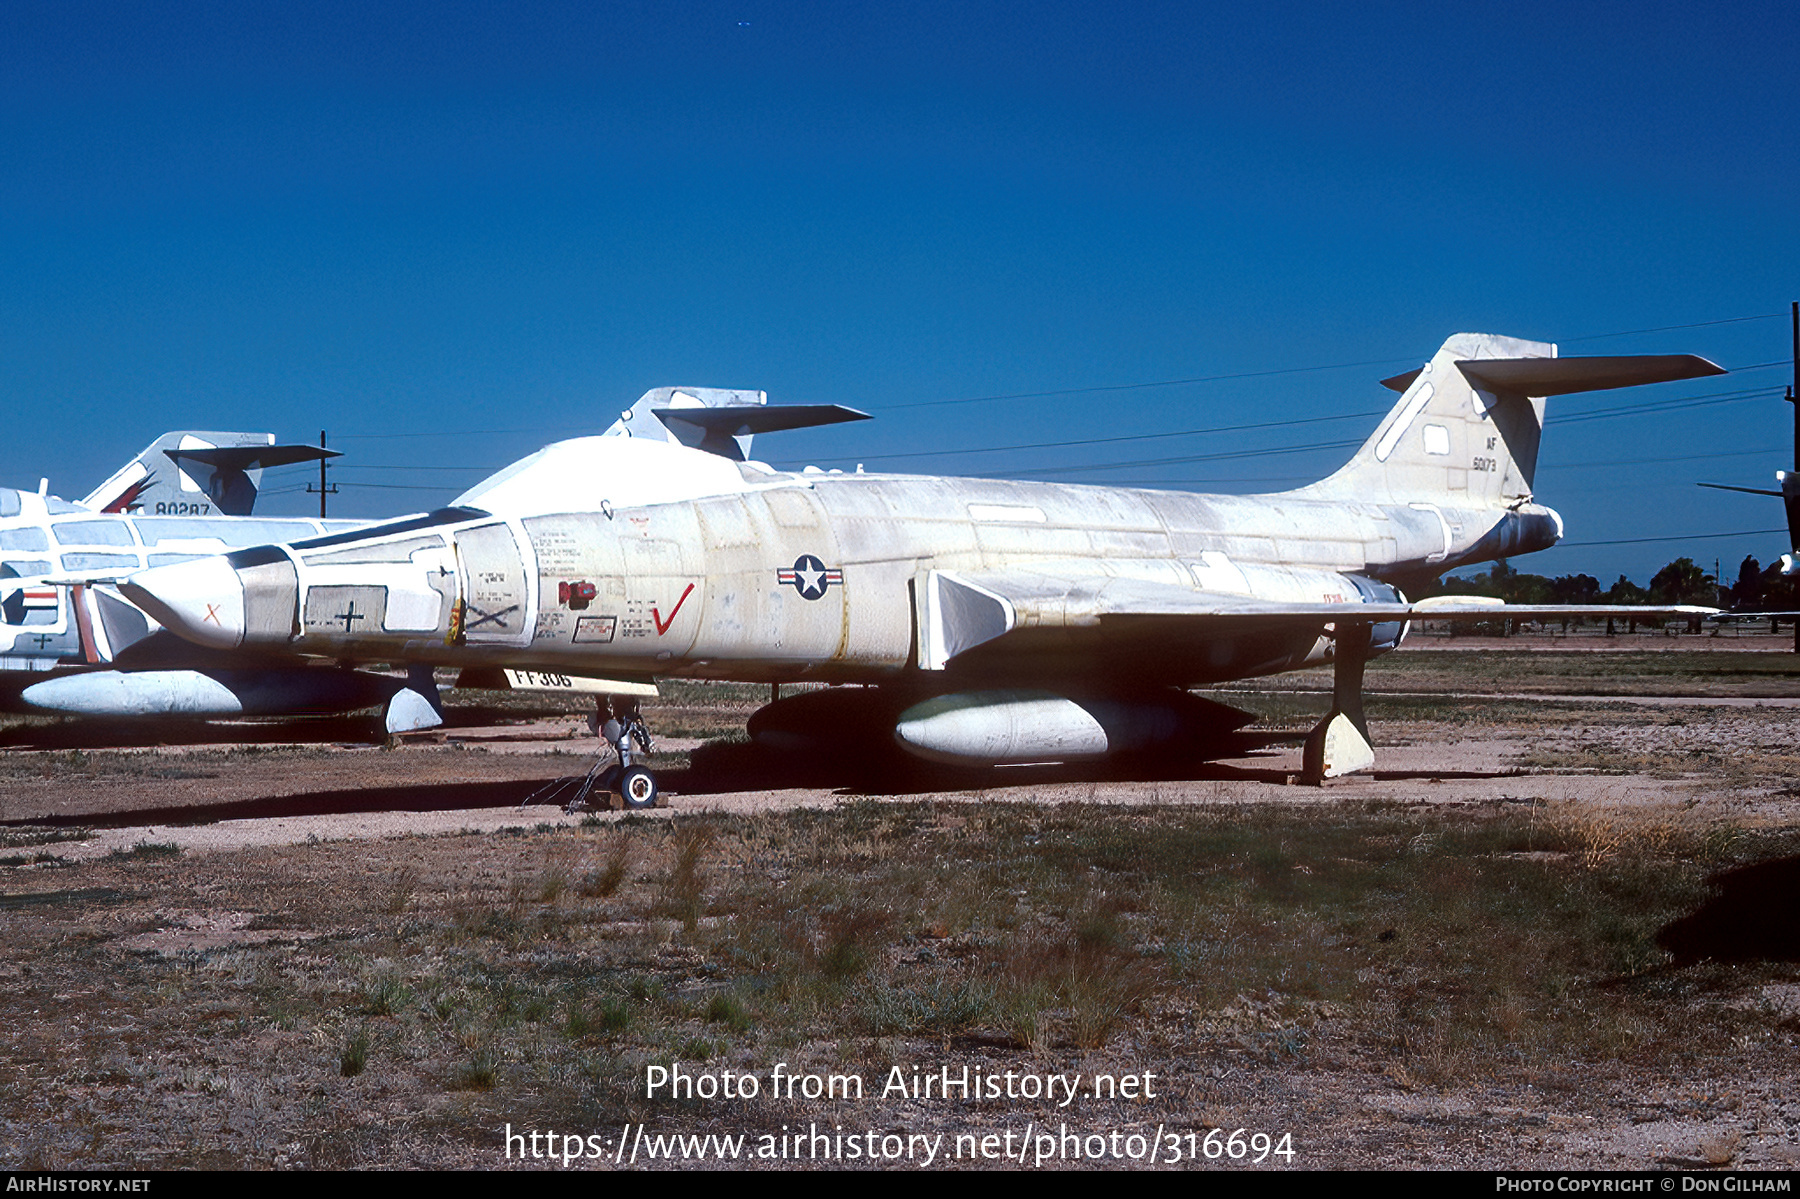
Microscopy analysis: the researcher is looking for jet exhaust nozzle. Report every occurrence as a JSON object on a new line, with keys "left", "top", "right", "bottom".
{"left": 120, "top": 546, "right": 299, "bottom": 650}
{"left": 118, "top": 556, "right": 249, "bottom": 649}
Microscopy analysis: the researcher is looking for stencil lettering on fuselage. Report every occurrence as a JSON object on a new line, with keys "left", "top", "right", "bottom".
{"left": 455, "top": 523, "right": 528, "bottom": 643}
{"left": 573, "top": 615, "right": 617, "bottom": 644}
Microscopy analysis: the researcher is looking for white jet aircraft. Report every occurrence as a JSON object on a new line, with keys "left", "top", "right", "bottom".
{"left": 119, "top": 334, "right": 1724, "bottom": 804}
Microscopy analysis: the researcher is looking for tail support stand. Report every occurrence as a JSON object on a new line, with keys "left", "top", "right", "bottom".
{"left": 385, "top": 663, "right": 445, "bottom": 735}
{"left": 1301, "top": 621, "right": 1375, "bottom": 784}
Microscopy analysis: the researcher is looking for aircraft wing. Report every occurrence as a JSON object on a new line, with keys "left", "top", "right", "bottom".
{"left": 916, "top": 567, "right": 1714, "bottom": 671}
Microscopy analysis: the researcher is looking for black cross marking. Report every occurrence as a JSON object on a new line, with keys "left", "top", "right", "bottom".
{"left": 335, "top": 602, "right": 366, "bottom": 633}
{"left": 464, "top": 603, "right": 519, "bottom": 633}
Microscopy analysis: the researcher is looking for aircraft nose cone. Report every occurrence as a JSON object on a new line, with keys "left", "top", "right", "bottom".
{"left": 120, "top": 556, "right": 247, "bottom": 649}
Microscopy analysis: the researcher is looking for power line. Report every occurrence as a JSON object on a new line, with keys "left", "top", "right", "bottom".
{"left": 1563, "top": 312, "right": 1786, "bottom": 342}
{"left": 1559, "top": 528, "right": 1786, "bottom": 548}
{"left": 283, "top": 384, "right": 1788, "bottom": 488}
{"left": 1544, "top": 447, "right": 1787, "bottom": 470}
{"left": 873, "top": 314, "right": 1789, "bottom": 412}
{"left": 822, "top": 382, "right": 1785, "bottom": 469}
{"left": 263, "top": 481, "right": 465, "bottom": 494}
{"left": 312, "top": 310, "right": 1790, "bottom": 440}
{"left": 843, "top": 409, "right": 1387, "bottom": 463}
{"left": 283, "top": 378, "right": 1780, "bottom": 484}
{"left": 970, "top": 438, "right": 1365, "bottom": 479}
{"left": 333, "top": 425, "right": 599, "bottom": 441}
{"left": 873, "top": 357, "right": 1417, "bottom": 411}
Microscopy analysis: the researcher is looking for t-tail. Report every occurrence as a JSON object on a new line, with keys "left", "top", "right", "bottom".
{"left": 80, "top": 433, "right": 340, "bottom": 517}
{"left": 1300, "top": 333, "right": 1725, "bottom": 510}
{"left": 597, "top": 387, "right": 869, "bottom": 462}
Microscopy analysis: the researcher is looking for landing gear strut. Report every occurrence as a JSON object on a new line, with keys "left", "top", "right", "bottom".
{"left": 1301, "top": 620, "right": 1375, "bottom": 784}
{"left": 592, "top": 696, "right": 659, "bottom": 808}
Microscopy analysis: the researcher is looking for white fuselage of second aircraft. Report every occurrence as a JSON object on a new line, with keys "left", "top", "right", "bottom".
{"left": 0, "top": 485, "right": 358, "bottom": 675}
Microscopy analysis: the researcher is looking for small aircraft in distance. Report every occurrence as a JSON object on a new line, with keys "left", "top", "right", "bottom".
{"left": 123, "top": 333, "right": 1723, "bottom": 803}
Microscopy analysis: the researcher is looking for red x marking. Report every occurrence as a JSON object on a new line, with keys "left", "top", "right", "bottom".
{"left": 204, "top": 604, "right": 221, "bottom": 625}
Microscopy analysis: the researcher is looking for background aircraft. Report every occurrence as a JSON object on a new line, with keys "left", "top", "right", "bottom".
{"left": 0, "top": 430, "right": 394, "bottom": 721}
{"left": 123, "top": 332, "right": 1720, "bottom": 803}
{"left": 2, "top": 398, "right": 865, "bottom": 732}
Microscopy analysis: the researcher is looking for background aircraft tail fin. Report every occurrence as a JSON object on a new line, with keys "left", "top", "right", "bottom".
{"left": 1298, "top": 334, "right": 1723, "bottom": 507}
{"left": 80, "top": 432, "right": 340, "bottom": 517}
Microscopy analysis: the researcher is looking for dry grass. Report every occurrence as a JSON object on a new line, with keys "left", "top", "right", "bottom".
{"left": 6, "top": 644, "right": 1799, "bottom": 1167}
{"left": 6, "top": 675, "right": 1800, "bottom": 1171}
{"left": 8, "top": 799, "right": 1794, "bottom": 1169}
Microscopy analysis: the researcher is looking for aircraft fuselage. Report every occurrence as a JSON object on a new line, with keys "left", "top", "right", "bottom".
{"left": 122, "top": 470, "right": 1561, "bottom": 691}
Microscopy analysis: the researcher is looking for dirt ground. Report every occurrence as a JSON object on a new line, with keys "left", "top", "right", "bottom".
{"left": 4, "top": 632, "right": 1800, "bottom": 1171}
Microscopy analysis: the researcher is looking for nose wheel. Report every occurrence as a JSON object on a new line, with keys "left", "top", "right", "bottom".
{"left": 617, "top": 764, "right": 659, "bottom": 809}
{"left": 592, "top": 696, "right": 659, "bottom": 809}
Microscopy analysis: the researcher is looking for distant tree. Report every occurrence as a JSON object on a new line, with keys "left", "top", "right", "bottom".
{"left": 1547, "top": 573, "right": 1601, "bottom": 631}
{"left": 1434, "top": 558, "right": 1558, "bottom": 633}
{"left": 1604, "top": 575, "right": 1648, "bottom": 634}
{"left": 1605, "top": 575, "right": 1648, "bottom": 605}
{"left": 1505, "top": 571, "right": 1554, "bottom": 605}
{"left": 1549, "top": 574, "right": 1601, "bottom": 604}
{"left": 1440, "top": 558, "right": 1552, "bottom": 605}
{"left": 1731, "top": 555, "right": 1764, "bottom": 610}
{"left": 1648, "top": 557, "right": 1715, "bottom": 606}
{"left": 1438, "top": 560, "right": 1511, "bottom": 596}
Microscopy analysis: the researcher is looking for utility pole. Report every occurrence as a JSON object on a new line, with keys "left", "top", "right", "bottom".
{"left": 306, "top": 430, "right": 338, "bottom": 518}
{"left": 1782, "top": 299, "right": 1800, "bottom": 474}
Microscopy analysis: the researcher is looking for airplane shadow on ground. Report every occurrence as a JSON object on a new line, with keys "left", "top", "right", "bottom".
{"left": 4, "top": 735, "right": 1535, "bottom": 831}
{"left": 0, "top": 714, "right": 392, "bottom": 751}
{"left": 0, "top": 706, "right": 571, "bottom": 752}
{"left": 1657, "top": 856, "right": 1800, "bottom": 965}
{"left": 11, "top": 779, "right": 562, "bottom": 830}
{"left": 11, "top": 743, "right": 1270, "bottom": 829}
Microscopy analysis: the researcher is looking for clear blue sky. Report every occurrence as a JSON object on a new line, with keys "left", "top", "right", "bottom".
{"left": 2, "top": 1, "right": 1795, "bottom": 586}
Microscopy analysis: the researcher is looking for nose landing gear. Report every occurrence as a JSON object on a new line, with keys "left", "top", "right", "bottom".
{"left": 591, "top": 696, "right": 659, "bottom": 809}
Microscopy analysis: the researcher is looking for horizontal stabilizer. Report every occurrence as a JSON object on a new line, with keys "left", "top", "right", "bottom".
{"left": 603, "top": 386, "right": 870, "bottom": 462}
{"left": 1456, "top": 355, "right": 1724, "bottom": 395}
{"left": 652, "top": 404, "right": 870, "bottom": 459}
{"left": 1380, "top": 354, "right": 1725, "bottom": 395}
{"left": 1323, "top": 335, "right": 1722, "bottom": 511}
{"left": 166, "top": 444, "right": 340, "bottom": 472}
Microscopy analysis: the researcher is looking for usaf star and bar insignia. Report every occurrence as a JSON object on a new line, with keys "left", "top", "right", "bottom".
{"left": 777, "top": 554, "right": 843, "bottom": 600}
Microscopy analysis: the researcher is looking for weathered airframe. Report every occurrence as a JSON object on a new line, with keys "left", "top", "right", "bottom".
{"left": 120, "top": 333, "right": 1723, "bottom": 804}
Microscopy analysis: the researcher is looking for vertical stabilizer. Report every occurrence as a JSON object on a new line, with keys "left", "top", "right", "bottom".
{"left": 1301, "top": 333, "right": 1554, "bottom": 508}
{"left": 1298, "top": 335, "right": 1724, "bottom": 509}
{"left": 80, "top": 433, "right": 339, "bottom": 517}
